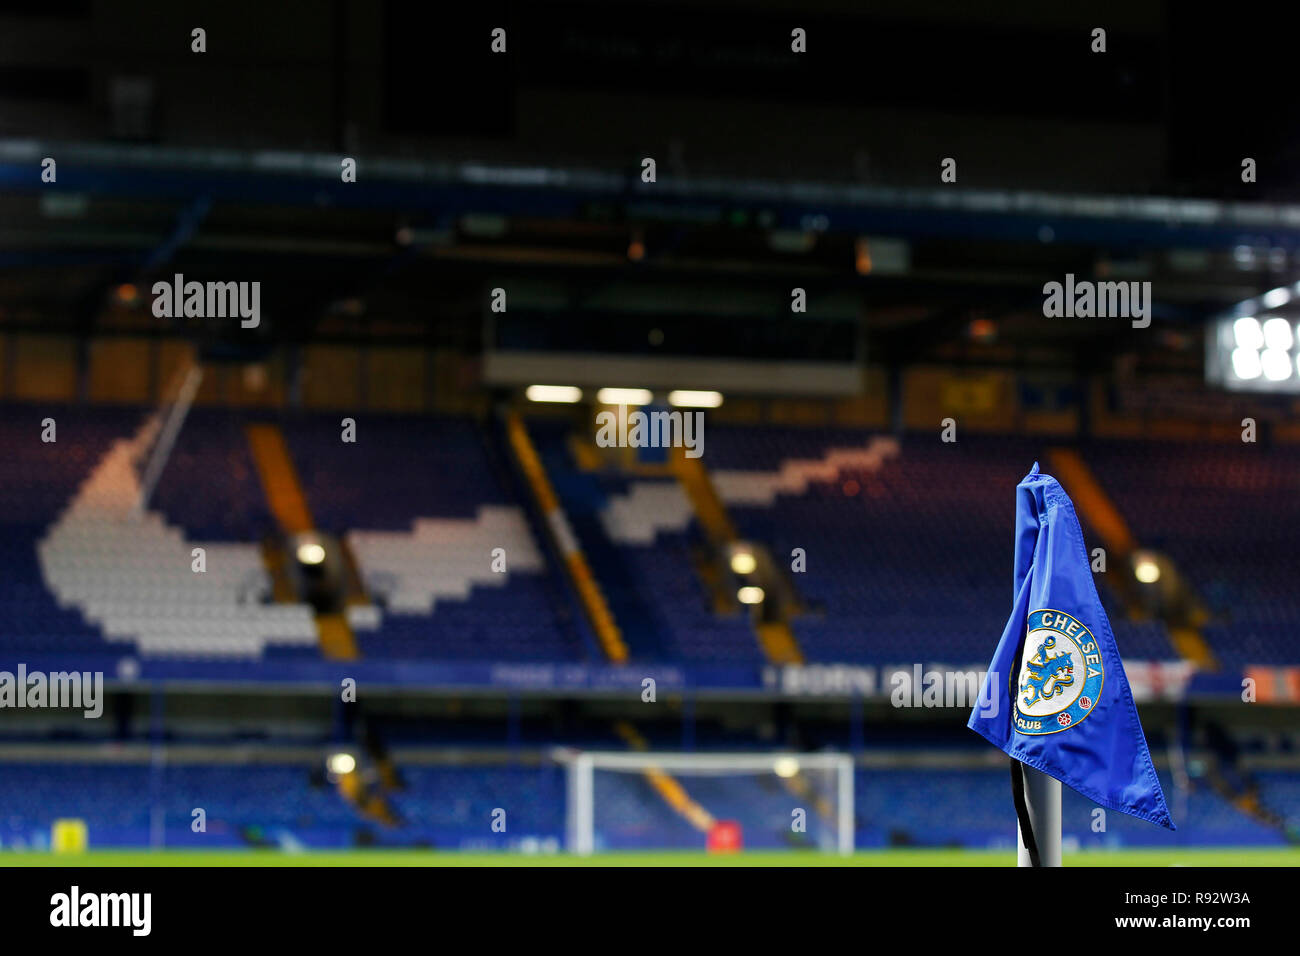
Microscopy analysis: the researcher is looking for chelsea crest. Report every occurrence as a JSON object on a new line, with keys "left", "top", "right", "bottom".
{"left": 1012, "top": 609, "right": 1104, "bottom": 735}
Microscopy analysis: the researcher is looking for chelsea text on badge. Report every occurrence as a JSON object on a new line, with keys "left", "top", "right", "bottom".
{"left": 1012, "top": 609, "right": 1104, "bottom": 735}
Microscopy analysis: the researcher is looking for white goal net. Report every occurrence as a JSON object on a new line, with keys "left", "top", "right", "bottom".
{"left": 560, "top": 751, "right": 855, "bottom": 856}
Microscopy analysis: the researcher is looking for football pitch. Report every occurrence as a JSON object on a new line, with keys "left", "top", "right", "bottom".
{"left": 2, "top": 848, "right": 1296, "bottom": 866}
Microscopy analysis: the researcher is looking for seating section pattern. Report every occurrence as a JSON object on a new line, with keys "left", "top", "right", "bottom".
{"left": 285, "top": 414, "right": 580, "bottom": 661}
{"left": 4, "top": 402, "right": 1286, "bottom": 669}
{"left": 710, "top": 427, "right": 1176, "bottom": 664}
{"left": 2, "top": 403, "right": 575, "bottom": 663}
{"left": 0, "top": 406, "right": 139, "bottom": 655}
{"left": 0, "top": 762, "right": 364, "bottom": 849}
{"left": 1, "top": 759, "right": 1289, "bottom": 850}
{"left": 151, "top": 409, "right": 274, "bottom": 541}
{"left": 532, "top": 422, "right": 760, "bottom": 664}
{"left": 39, "top": 411, "right": 317, "bottom": 657}
{"left": 286, "top": 414, "right": 510, "bottom": 532}
{"left": 1085, "top": 440, "right": 1300, "bottom": 667}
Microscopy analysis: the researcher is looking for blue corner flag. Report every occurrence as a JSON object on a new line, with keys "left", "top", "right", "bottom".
{"left": 968, "top": 463, "right": 1175, "bottom": 830}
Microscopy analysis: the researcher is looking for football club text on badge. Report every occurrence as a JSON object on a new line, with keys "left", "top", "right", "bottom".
{"left": 1011, "top": 609, "right": 1104, "bottom": 735}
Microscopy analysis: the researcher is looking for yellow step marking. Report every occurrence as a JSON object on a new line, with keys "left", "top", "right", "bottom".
{"left": 756, "top": 621, "right": 804, "bottom": 666}
{"left": 1049, "top": 447, "right": 1217, "bottom": 671}
{"left": 669, "top": 447, "right": 736, "bottom": 543}
{"left": 316, "top": 611, "right": 359, "bottom": 662}
{"left": 259, "top": 539, "right": 297, "bottom": 604}
{"left": 506, "top": 413, "right": 628, "bottom": 663}
{"left": 614, "top": 721, "right": 714, "bottom": 832}
{"left": 245, "top": 424, "right": 315, "bottom": 534}
{"left": 1047, "top": 448, "right": 1136, "bottom": 556}
{"left": 671, "top": 447, "right": 804, "bottom": 665}
{"left": 245, "top": 423, "right": 360, "bottom": 661}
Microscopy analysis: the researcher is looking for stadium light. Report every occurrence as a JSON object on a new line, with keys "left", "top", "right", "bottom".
{"left": 597, "top": 387, "right": 653, "bottom": 406}
{"left": 730, "top": 550, "right": 757, "bottom": 575}
{"left": 1262, "top": 348, "right": 1292, "bottom": 381}
{"left": 296, "top": 541, "right": 326, "bottom": 565}
{"left": 737, "top": 586, "right": 765, "bottom": 605}
{"left": 525, "top": 385, "right": 583, "bottom": 404}
{"left": 767, "top": 230, "right": 816, "bottom": 254}
{"left": 1233, "top": 316, "right": 1264, "bottom": 351}
{"left": 1263, "top": 316, "right": 1294, "bottom": 350}
{"left": 854, "top": 237, "right": 872, "bottom": 275}
{"left": 668, "top": 389, "right": 724, "bottom": 408}
{"left": 1262, "top": 287, "right": 1292, "bottom": 309}
{"left": 1231, "top": 347, "right": 1263, "bottom": 380}
{"left": 113, "top": 283, "right": 140, "bottom": 307}
{"left": 327, "top": 752, "right": 356, "bottom": 776}
{"left": 1134, "top": 556, "right": 1161, "bottom": 584}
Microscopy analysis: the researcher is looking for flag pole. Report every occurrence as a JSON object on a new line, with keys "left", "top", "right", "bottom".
{"left": 1017, "top": 766, "right": 1062, "bottom": 866}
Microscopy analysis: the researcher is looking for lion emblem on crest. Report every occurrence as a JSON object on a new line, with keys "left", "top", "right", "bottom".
{"left": 1019, "top": 634, "right": 1076, "bottom": 708}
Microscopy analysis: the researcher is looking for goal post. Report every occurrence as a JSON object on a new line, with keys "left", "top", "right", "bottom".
{"left": 559, "top": 751, "right": 855, "bottom": 856}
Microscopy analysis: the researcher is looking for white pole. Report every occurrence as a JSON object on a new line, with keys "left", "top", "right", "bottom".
{"left": 837, "top": 756, "right": 854, "bottom": 857}
{"left": 1017, "top": 766, "right": 1062, "bottom": 867}
{"left": 570, "top": 753, "right": 594, "bottom": 856}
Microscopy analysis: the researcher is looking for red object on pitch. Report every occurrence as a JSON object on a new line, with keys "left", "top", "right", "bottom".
{"left": 707, "top": 820, "right": 743, "bottom": 853}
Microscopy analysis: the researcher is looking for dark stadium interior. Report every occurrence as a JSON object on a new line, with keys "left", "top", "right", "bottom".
{"left": 0, "top": 1, "right": 1296, "bottom": 860}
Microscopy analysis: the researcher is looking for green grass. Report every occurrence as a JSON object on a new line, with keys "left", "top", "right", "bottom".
{"left": 3, "top": 847, "right": 1297, "bottom": 866}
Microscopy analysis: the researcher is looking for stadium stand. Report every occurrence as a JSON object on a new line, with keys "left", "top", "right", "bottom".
{"left": 3, "top": 404, "right": 579, "bottom": 664}
{"left": 0, "top": 761, "right": 366, "bottom": 849}
{"left": 708, "top": 427, "right": 1178, "bottom": 664}
{"left": 1, "top": 405, "right": 1204, "bottom": 669}
{"left": 0, "top": 405, "right": 140, "bottom": 655}
{"left": 1085, "top": 440, "right": 1300, "bottom": 667}
{"left": 38, "top": 408, "right": 317, "bottom": 658}
{"left": 282, "top": 413, "right": 580, "bottom": 661}
{"left": 1, "top": 402, "right": 1290, "bottom": 858}
{"left": 531, "top": 420, "right": 761, "bottom": 664}
{"left": 151, "top": 409, "right": 275, "bottom": 542}
{"left": 0, "top": 756, "right": 1291, "bottom": 851}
